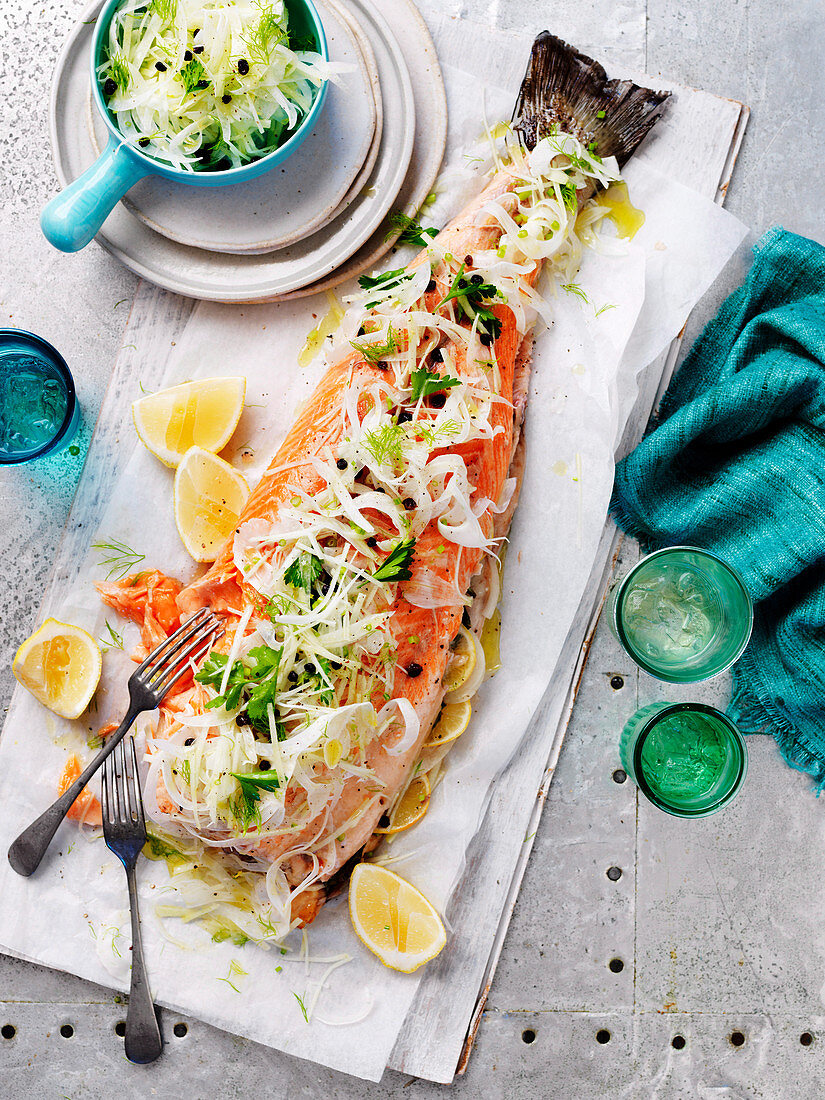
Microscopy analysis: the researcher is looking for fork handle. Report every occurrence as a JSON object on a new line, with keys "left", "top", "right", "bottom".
{"left": 7, "top": 702, "right": 142, "bottom": 877}
{"left": 124, "top": 863, "right": 163, "bottom": 1064}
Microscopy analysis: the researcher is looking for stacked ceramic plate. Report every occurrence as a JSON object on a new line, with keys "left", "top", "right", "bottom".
{"left": 49, "top": 0, "right": 447, "bottom": 302}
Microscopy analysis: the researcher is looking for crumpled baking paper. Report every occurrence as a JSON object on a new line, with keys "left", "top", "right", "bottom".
{"left": 0, "top": 41, "right": 747, "bottom": 1087}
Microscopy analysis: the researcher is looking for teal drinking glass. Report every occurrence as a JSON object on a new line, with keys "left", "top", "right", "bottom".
{"left": 0, "top": 330, "right": 79, "bottom": 463}
{"left": 619, "top": 702, "right": 748, "bottom": 818}
{"left": 606, "top": 546, "right": 753, "bottom": 683}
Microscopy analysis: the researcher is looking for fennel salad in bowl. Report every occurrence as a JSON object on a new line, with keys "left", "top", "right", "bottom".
{"left": 40, "top": 0, "right": 330, "bottom": 253}
{"left": 98, "top": 0, "right": 328, "bottom": 172}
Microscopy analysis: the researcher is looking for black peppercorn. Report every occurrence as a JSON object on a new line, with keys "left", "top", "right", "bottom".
{"left": 258, "top": 759, "right": 271, "bottom": 770}
{"left": 464, "top": 254, "right": 473, "bottom": 265}
{"left": 336, "top": 458, "right": 348, "bottom": 470}
{"left": 366, "top": 536, "right": 378, "bottom": 548}
{"left": 288, "top": 671, "right": 298, "bottom": 683}
{"left": 470, "top": 273, "right": 484, "bottom": 285}
{"left": 184, "top": 49, "right": 193, "bottom": 61}
{"left": 458, "top": 278, "right": 468, "bottom": 289}
{"left": 235, "top": 713, "right": 249, "bottom": 726}
{"left": 405, "top": 662, "right": 423, "bottom": 678}
{"left": 479, "top": 332, "right": 492, "bottom": 346}
{"left": 426, "top": 278, "right": 436, "bottom": 293}
{"left": 430, "top": 347, "right": 443, "bottom": 363}
{"left": 330, "top": 660, "right": 342, "bottom": 671}
{"left": 138, "top": 137, "right": 150, "bottom": 148}
{"left": 305, "top": 663, "right": 316, "bottom": 675}
{"left": 403, "top": 497, "right": 416, "bottom": 510}
{"left": 194, "top": 45, "right": 204, "bottom": 54}
{"left": 398, "top": 409, "right": 412, "bottom": 423}
{"left": 222, "top": 93, "right": 232, "bottom": 103}
{"left": 237, "top": 58, "right": 249, "bottom": 74}
{"left": 430, "top": 393, "right": 446, "bottom": 409}
{"left": 155, "top": 61, "right": 167, "bottom": 72}
{"left": 184, "top": 737, "right": 195, "bottom": 746}
{"left": 375, "top": 360, "right": 389, "bottom": 371}
{"left": 193, "top": 27, "right": 200, "bottom": 36}
{"left": 103, "top": 78, "right": 117, "bottom": 96}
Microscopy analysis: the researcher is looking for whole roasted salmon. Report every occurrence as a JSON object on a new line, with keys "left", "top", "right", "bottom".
{"left": 99, "top": 33, "right": 668, "bottom": 938}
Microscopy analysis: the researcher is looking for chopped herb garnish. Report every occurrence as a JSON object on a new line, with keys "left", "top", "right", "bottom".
{"left": 284, "top": 551, "right": 323, "bottom": 591}
{"left": 561, "top": 282, "right": 589, "bottom": 304}
{"left": 231, "top": 769, "right": 281, "bottom": 792}
{"left": 99, "top": 620, "right": 124, "bottom": 652}
{"left": 195, "top": 645, "right": 283, "bottom": 735}
{"left": 559, "top": 182, "right": 578, "bottom": 211}
{"left": 372, "top": 537, "right": 416, "bottom": 582}
{"left": 107, "top": 52, "right": 131, "bottom": 93}
{"left": 92, "top": 538, "right": 146, "bottom": 581}
{"left": 180, "top": 57, "right": 210, "bottom": 94}
{"left": 409, "top": 367, "right": 461, "bottom": 403}
{"left": 384, "top": 211, "right": 439, "bottom": 247}
{"left": 150, "top": 0, "right": 176, "bottom": 19}
{"left": 350, "top": 324, "right": 398, "bottom": 363}
{"left": 293, "top": 992, "right": 310, "bottom": 1022}
{"left": 242, "top": 0, "right": 288, "bottom": 64}
{"left": 363, "top": 423, "right": 406, "bottom": 465}
{"left": 357, "top": 266, "right": 407, "bottom": 291}
{"left": 437, "top": 264, "right": 502, "bottom": 337}
{"left": 143, "top": 828, "right": 186, "bottom": 866}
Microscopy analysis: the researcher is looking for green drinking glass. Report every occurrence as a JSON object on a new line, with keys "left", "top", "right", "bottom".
{"left": 619, "top": 702, "right": 748, "bottom": 818}
{"left": 606, "top": 546, "right": 753, "bottom": 683}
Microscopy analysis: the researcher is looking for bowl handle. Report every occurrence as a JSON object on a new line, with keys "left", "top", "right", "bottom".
{"left": 41, "top": 135, "right": 149, "bottom": 253}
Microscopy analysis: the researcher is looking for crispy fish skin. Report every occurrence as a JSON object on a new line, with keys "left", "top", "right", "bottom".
{"left": 99, "top": 33, "right": 668, "bottom": 928}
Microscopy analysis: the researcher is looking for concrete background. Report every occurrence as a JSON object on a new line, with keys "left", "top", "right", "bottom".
{"left": 1, "top": 0, "right": 824, "bottom": 1095}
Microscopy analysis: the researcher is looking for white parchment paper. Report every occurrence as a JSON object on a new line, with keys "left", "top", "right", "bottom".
{"left": 0, "top": 46, "right": 747, "bottom": 1085}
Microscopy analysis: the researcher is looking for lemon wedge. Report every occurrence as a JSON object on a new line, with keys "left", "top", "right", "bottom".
{"left": 349, "top": 864, "right": 446, "bottom": 972}
{"left": 442, "top": 626, "right": 476, "bottom": 692}
{"left": 374, "top": 774, "right": 431, "bottom": 834}
{"left": 133, "top": 377, "right": 246, "bottom": 468}
{"left": 13, "top": 618, "right": 102, "bottom": 719}
{"left": 174, "top": 446, "right": 249, "bottom": 563}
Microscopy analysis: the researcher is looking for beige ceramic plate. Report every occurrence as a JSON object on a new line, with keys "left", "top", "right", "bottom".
{"left": 88, "top": 0, "right": 381, "bottom": 255}
{"left": 49, "top": 0, "right": 445, "bottom": 301}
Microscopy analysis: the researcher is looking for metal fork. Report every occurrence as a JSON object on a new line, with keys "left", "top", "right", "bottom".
{"left": 102, "top": 735, "right": 162, "bottom": 1064}
{"left": 8, "top": 607, "right": 223, "bottom": 877}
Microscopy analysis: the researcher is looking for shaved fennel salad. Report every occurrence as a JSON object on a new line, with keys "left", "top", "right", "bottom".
{"left": 97, "top": 0, "right": 329, "bottom": 171}
{"left": 126, "top": 126, "right": 624, "bottom": 947}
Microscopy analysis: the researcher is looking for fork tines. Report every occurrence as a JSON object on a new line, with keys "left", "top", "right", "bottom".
{"left": 102, "top": 736, "right": 145, "bottom": 832}
{"left": 134, "top": 608, "right": 224, "bottom": 699}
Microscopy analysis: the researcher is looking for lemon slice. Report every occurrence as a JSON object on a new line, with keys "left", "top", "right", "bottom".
{"left": 427, "top": 700, "right": 472, "bottom": 747}
{"left": 418, "top": 701, "right": 472, "bottom": 773}
{"left": 442, "top": 627, "right": 476, "bottom": 692}
{"left": 13, "top": 618, "right": 102, "bottom": 719}
{"left": 374, "top": 774, "right": 431, "bottom": 834}
{"left": 174, "top": 446, "right": 249, "bottom": 563}
{"left": 349, "top": 864, "right": 446, "bottom": 972}
{"left": 133, "top": 377, "right": 246, "bottom": 468}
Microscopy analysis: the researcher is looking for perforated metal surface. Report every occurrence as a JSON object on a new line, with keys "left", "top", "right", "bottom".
{"left": 3, "top": 0, "right": 825, "bottom": 1094}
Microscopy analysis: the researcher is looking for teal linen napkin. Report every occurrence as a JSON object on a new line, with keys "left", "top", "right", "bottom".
{"left": 611, "top": 227, "right": 825, "bottom": 785}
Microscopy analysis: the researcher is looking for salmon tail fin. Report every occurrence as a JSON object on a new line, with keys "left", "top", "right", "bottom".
{"left": 512, "top": 31, "right": 670, "bottom": 166}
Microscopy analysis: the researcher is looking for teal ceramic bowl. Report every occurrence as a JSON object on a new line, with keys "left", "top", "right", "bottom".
{"left": 41, "top": 0, "right": 328, "bottom": 253}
